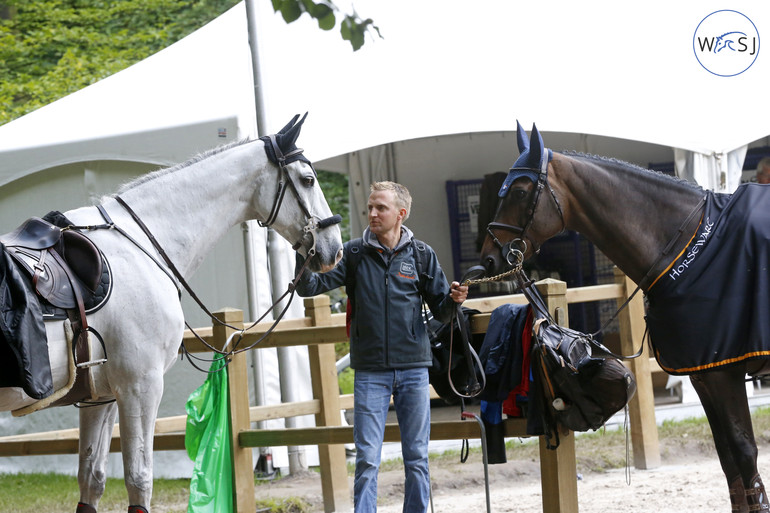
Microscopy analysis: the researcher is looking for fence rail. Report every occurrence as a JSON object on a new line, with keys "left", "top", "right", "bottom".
{"left": 0, "top": 268, "right": 660, "bottom": 513}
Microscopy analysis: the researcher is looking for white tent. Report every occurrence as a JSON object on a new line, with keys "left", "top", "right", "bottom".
{"left": 0, "top": 0, "right": 769, "bottom": 476}
{"left": 2, "top": 1, "right": 769, "bottom": 174}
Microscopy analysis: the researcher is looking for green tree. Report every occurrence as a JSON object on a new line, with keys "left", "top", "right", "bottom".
{"left": 317, "top": 169, "right": 350, "bottom": 243}
{"left": 0, "top": 0, "right": 241, "bottom": 125}
{"left": 270, "top": 0, "right": 379, "bottom": 51}
{"left": 0, "top": 0, "right": 352, "bottom": 237}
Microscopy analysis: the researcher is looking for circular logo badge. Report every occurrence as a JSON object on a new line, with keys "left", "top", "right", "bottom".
{"left": 693, "top": 10, "right": 759, "bottom": 77}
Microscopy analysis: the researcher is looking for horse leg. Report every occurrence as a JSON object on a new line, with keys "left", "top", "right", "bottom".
{"left": 77, "top": 401, "right": 118, "bottom": 513}
{"left": 690, "top": 368, "right": 768, "bottom": 512}
{"left": 115, "top": 370, "right": 165, "bottom": 512}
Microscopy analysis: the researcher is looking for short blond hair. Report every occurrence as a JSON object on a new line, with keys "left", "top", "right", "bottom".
{"left": 371, "top": 181, "right": 412, "bottom": 220}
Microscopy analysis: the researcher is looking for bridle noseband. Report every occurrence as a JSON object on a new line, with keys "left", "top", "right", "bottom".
{"left": 486, "top": 156, "right": 565, "bottom": 267}
{"left": 258, "top": 133, "right": 341, "bottom": 257}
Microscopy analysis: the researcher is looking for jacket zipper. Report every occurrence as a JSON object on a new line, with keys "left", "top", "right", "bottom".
{"left": 384, "top": 259, "right": 390, "bottom": 367}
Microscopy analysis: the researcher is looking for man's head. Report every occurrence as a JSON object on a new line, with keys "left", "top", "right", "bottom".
{"left": 757, "top": 157, "right": 770, "bottom": 184}
{"left": 367, "top": 181, "right": 412, "bottom": 241}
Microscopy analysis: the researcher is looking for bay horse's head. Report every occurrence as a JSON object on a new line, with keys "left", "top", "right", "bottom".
{"left": 258, "top": 113, "right": 343, "bottom": 273}
{"left": 479, "top": 121, "right": 565, "bottom": 277}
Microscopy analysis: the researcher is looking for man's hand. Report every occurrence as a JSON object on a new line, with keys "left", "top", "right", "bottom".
{"left": 450, "top": 281, "right": 468, "bottom": 304}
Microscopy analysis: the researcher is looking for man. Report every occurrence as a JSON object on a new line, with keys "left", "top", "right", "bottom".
{"left": 295, "top": 181, "right": 467, "bottom": 512}
{"left": 757, "top": 157, "right": 770, "bottom": 184}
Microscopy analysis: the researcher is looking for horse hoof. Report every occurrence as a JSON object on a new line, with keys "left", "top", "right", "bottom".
{"left": 76, "top": 503, "right": 97, "bottom": 513}
{"left": 127, "top": 506, "right": 149, "bottom": 513}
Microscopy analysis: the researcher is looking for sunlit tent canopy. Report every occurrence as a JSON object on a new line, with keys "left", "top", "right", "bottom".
{"left": 1, "top": 1, "right": 769, "bottom": 182}
{"left": 0, "top": 0, "right": 768, "bottom": 476}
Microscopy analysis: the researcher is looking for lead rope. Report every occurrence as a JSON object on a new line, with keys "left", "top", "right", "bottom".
{"left": 625, "top": 404, "right": 632, "bottom": 485}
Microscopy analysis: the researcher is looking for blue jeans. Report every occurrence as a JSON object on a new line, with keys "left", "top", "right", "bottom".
{"left": 353, "top": 368, "right": 431, "bottom": 513}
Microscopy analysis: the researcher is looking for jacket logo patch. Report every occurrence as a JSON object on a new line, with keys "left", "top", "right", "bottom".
{"left": 398, "top": 262, "right": 416, "bottom": 279}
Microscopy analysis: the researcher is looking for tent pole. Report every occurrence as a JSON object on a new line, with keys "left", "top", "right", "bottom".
{"left": 245, "top": 0, "right": 267, "bottom": 136}
{"left": 244, "top": 0, "right": 274, "bottom": 478}
{"left": 244, "top": 0, "right": 307, "bottom": 477}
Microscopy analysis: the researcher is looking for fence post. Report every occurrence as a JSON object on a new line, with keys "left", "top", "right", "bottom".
{"left": 212, "top": 308, "right": 254, "bottom": 513}
{"left": 614, "top": 268, "right": 661, "bottom": 469}
{"left": 536, "top": 278, "right": 579, "bottom": 513}
{"left": 305, "top": 295, "right": 351, "bottom": 512}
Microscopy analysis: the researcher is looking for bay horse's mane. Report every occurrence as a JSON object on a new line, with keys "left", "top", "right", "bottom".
{"left": 116, "top": 138, "right": 254, "bottom": 194}
{"left": 562, "top": 151, "right": 704, "bottom": 194}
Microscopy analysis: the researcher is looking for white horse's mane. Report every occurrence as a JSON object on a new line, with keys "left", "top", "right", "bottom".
{"left": 114, "top": 138, "right": 254, "bottom": 195}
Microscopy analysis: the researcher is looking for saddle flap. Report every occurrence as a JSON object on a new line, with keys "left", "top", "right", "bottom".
{"left": 61, "top": 230, "right": 102, "bottom": 292}
{"left": 0, "top": 217, "right": 62, "bottom": 250}
{"left": 5, "top": 248, "right": 76, "bottom": 309}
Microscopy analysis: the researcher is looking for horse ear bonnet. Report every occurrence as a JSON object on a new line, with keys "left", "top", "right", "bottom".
{"left": 260, "top": 112, "right": 312, "bottom": 167}
{"left": 498, "top": 121, "right": 554, "bottom": 198}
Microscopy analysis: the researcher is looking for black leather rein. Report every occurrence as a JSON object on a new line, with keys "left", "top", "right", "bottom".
{"left": 86, "top": 136, "right": 342, "bottom": 371}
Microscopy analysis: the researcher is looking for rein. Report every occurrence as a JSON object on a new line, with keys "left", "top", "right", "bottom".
{"left": 93, "top": 197, "right": 317, "bottom": 370}
{"left": 86, "top": 135, "right": 341, "bottom": 371}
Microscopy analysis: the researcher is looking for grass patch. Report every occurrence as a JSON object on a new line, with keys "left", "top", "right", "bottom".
{"left": 0, "top": 473, "right": 190, "bottom": 513}
{"left": 8, "top": 406, "right": 770, "bottom": 512}
{"left": 255, "top": 497, "right": 311, "bottom": 513}
{"left": 429, "top": 405, "right": 770, "bottom": 474}
{"left": 338, "top": 367, "right": 354, "bottom": 395}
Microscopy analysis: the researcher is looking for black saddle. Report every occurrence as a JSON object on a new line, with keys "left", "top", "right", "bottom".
{"left": 1, "top": 216, "right": 103, "bottom": 308}
{"left": 0, "top": 213, "right": 111, "bottom": 405}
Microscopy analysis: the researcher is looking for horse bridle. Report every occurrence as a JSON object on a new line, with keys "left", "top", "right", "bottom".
{"left": 88, "top": 134, "right": 342, "bottom": 371}
{"left": 258, "top": 133, "right": 342, "bottom": 258}
{"left": 486, "top": 156, "right": 565, "bottom": 267}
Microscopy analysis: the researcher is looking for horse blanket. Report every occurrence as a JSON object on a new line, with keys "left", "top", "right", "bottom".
{"left": 647, "top": 183, "right": 770, "bottom": 374}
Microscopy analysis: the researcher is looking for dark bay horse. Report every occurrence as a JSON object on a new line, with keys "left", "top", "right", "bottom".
{"left": 480, "top": 122, "right": 769, "bottom": 512}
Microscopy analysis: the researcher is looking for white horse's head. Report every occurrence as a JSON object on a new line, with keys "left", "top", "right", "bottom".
{"left": 257, "top": 114, "right": 343, "bottom": 273}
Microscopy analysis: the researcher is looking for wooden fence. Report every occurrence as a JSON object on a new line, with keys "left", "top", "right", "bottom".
{"left": 0, "top": 268, "right": 660, "bottom": 513}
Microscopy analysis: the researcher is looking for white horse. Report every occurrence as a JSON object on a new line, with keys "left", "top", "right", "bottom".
{"left": 0, "top": 114, "right": 343, "bottom": 513}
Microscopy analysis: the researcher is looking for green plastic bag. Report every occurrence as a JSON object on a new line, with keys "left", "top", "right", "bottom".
{"left": 185, "top": 359, "right": 233, "bottom": 513}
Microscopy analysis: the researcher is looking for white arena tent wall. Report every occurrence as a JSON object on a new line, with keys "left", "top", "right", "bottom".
{"left": 0, "top": 0, "right": 768, "bottom": 477}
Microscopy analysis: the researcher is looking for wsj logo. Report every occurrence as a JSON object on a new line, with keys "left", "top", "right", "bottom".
{"left": 694, "top": 10, "right": 760, "bottom": 77}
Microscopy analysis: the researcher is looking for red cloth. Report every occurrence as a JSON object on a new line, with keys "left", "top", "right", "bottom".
{"left": 503, "top": 308, "right": 533, "bottom": 417}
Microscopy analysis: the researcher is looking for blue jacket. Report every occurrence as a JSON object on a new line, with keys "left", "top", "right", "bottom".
{"left": 295, "top": 226, "right": 456, "bottom": 371}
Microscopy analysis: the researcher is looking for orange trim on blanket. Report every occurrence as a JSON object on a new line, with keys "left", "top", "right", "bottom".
{"left": 647, "top": 213, "right": 704, "bottom": 291}
{"left": 655, "top": 348, "right": 770, "bottom": 374}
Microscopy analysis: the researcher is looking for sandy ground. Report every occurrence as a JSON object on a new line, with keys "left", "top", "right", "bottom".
{"left": 253, "top": 441, "right": 767, "bottom": 513}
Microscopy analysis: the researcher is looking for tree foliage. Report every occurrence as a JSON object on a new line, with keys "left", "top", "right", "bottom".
{"left": 0, "top": 0, "right": 352, "bottom": 234}
{"left": 316, "top": 169, "right": 350, "bottom": 242}
{"left": 271, "top": 0, "right": 379, "bottom": 51}
{"left": 0, "top": 0, "right": 241, "bottom": 125}
{"left": 0, "top": 0, "right": 377, "bottom": 125}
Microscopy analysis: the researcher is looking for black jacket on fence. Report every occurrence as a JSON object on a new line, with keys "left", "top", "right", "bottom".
{"left": 0, "top": 244, "right": 53, "bottom": 399}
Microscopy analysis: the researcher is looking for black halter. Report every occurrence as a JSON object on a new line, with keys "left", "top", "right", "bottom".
{"left": 258, "top": 134, "right": 341, "bottom": 255}
{"left": 486, "top": 157, "right": 565, "bottom": 266}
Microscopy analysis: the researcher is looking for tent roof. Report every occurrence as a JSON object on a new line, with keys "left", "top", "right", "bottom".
{"left": 0, "top": 0, "right": 768, "bottom": 186}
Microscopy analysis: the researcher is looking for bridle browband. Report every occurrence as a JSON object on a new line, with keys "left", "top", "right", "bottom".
{"left": 486, "top": 155, "right": 565, "bottom": 266}
{"left": 258, "top": 133, "right": 342, "bottom": 257}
